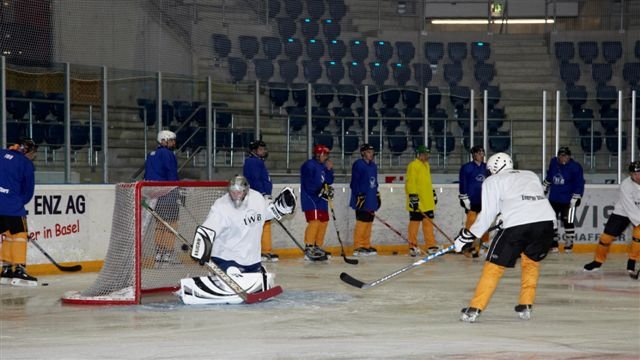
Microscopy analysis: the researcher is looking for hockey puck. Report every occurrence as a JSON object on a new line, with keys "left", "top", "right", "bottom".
{"left": 42, "top": 283, "right": 49, "bottom": 286}
{"left": 392, "top": 251, "right": 398, "bottom": 255}
{"left": 181, "top": 244, "right": 189, "bottom": 251}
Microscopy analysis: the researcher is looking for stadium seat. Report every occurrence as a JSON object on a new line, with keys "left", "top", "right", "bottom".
{"left": 602, "top": 41, "right": 622, "bottom": 64}
{"left": 286, "top": 105, "right": 307, "bottom": 132}
{"left": 554, "top": 41, "right": 574, "bottom": 63}
{"left": 228, "top": 57, "right": 248, "bottom": 83}
{"left": 374, "top": 41, "right": 393, "bottom": 63}
{"left": 471, "top": 42, "right": 491, "bottom": 63}
{"left": 268, "top": 82, "right": 290, "bottom": 108}
{"left": 313, "top": 131, "right": 334, "bottom": 150}
{"left": 395, "top": 41, "right": 415, "bottom": 64}
{"left": 474, "top": 62, "right": 495, "bottom": 90}
{"left": 278, "top": 59, "right": 299, "bottom": 84}
{"left": 578, "top": 41, "right": 598, "bottom": 64}
{"left": 340, "top": 130, "right": 360, "bottom": 154}
{"left": 424, "top": 42, "right": 444, "bottom": 65}
{"left": 302, "top": 59, "right": 323, "bottom": 83}
{"left": 623, "top": 62, "right": 640, "bottom": 86}
{"left": 306, "top": 0, "right": 325, "bottom": 19}
{"left": 350, "top": 40, "right": 369, "bottom": 62}
{"left": 70, "top": 121, "right": 89, "bottom": 151}
{"left": 348, "top": 61, "right": 366, "bottom": 85}
{"left": 392, "top": 63, "right": 411, "bottom": 86}
{"left": 592, "top": 63, "right": 612, "bottom": 86}
{"left": 369, "top": 62, "right": 389, "bottom": 87}
{"left": 239, "top": 35, "right": 260, "bottom": 60}
{"left": 566, "top": 85, "right": 588, "bottom": 113}
{"left": 212, "top": 34, "right": 232, "bottom": 59}
{"left": 413, "top": 63, "right": 432, "bottom": 88}
{"left": 402, "top": 87, "right": 421, "bottom": 109}
{"left": 404, "top": 107, "right": 423, "bottom": 133}
{"left": 435, "top": 131, "right": 455, "bottom": 156}
{"left": 306, "top": 38, "right": 325, "bottom": 60}
{"left": 26, "top": 91, "right": 50, "bottom": 121}
{"left": 300, "top": 18, "right": 320, "bottom": 40}
{"left": 327, "top": 39, "right": 346, "bottom": 61}
{"left": 488, "top": 130, "right": 511, "bottom": 153}
{"left": 599, "top": 107, "right": 618, "bottom": 133}
{"left": 277, "top": 18, "right": 297, "bottom": 39}
{"left": 410, "top": 133, "right": 432, "bottom": 150}
{"left": 334, "top": 106, "right": 355, "bottom": 131}
{"left": 380, "top": 106, "right": 402, "bottom": 134}
{"left": 45, "top": 123, "right": 64, "bottom": 150}
{"left": 254, "top": 58, "right": 275, "bottom": 82}
{"left": 448, "top": 42, "right": 468, "bottom": 63}
{"left": 485, "top": 85, "right": 501, "bottom": 110}
{"left": 605, "top": 131, "right": 627, "bottom": 155}
{"left": 325, "top": 60, "right": 345, "bottom": 84}
{"left": 449, "top": 85, "right": 470, "bottom": 111}
{"left": 291, "top": 83, "right": 308, "bottom": 107}
{"left": 596, "top": 85, "right": 617, "bottom": 112}
{"left": 360, "top": 84, "right": 379, "bottom": 106}
{"left": 462, "top": 131, "right": 482, "bottom": 152}
{"left": 137, "top": 98, "right": 156, "bottom": 126}
{"left": 367, "top": 131, "right": 383, "bottom": 152}
{"left": 283, "top": 37, "right": 303, "bottom": 60}
{"left": 322, "top": 19, "right": 341, "bottom": 40}
{"left": 381, "top": 87, "right": 401, "bottom": 108}
{"left": 487, "top": 108, "right": 505, "bottom": 132}
{"left": 5, "top": 89, "right": 28, "bottom": 120}
{"left": 560, "top": 62, "right": 581, "bottom": 87}
{"left": 580, "top": 131, "right": 603, "bottom": 166}
{"left": 312, "top": 106, "right": 332, "bottom": 132}
{"left": 283, "top": 0, "right": 303, "bottom": 18}
{"left": 261, "top": 36, "right": 282, "bottom": 60}
{"left": 215, "top": 111, "right": 233, "bottom": 128}
{"left": 444, "top": 63, "right": 463, "bottom": 86}
{"left": 90, "top": 125, "right": 103, "bottom": 152}
{"left": 327, "top": 0, "right": 347, "bottom": 20}
{"left": 572, "top": 108, "right": 594, "bottom": 134}
{"left": 428, "top": 108, "right": 447, "bottom": 134}
{"left": 47, "top": 92, "right": 65, "bottom": 121}
{"left": 172, "top": 100, "right": 192, "bottom": 123}
{"left": 426, "top": 86, "right": 442, "bottom": 111}
{"left": 336, "top": 84, "right": 358, "bottom": 108}
{"left": 6, "top": 121, "right": 27, "bottom": 143}
{"left": 357, "top": 107, "right": 379, "bottom": 130}
{"left": 387, "top": 130, "right": 408, "bottom": 157}
{"left": 314, "top": 83, "right": 335, "bottom": 107}
{"left": 268, "top": 0, "right": 281, "bottom": 18}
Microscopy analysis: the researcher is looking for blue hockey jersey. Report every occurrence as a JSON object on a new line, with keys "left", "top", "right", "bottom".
{"left": 300, "top": 158, "right": 334, "bottom": 211}
{"left": 545, "top": 157, "right": 585, "bottom": 204}
{"left": 0, "top": 149, "right": 35, "bottom": 216}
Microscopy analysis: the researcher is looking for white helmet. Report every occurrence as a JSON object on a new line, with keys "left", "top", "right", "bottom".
{"left": 228, "top": 175, "right": 250, "bottom": 208}
{"left": 157, "top": 130, "right": 176, "bottom": 143}
{"left": 486, "top": 152, "right": 513, "bottom": 175}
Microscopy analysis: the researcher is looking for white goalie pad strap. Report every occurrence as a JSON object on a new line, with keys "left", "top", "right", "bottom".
{"left": 269, "top": 187, "right": 297, "bottom": 220}
{"left": 178, "top": 271, "right": 275, "bottom": 305}
{"left": 191, "top": 225, "right": 216, "bottom": 265}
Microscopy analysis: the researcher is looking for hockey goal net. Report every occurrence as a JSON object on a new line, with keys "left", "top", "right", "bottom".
{"left": 62, "top": 181, "right": 227, "bottom": 305}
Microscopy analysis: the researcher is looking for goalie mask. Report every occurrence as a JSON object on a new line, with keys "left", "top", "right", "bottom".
{"left": 486, "top": 152, "right": 513, "bottom": 175}
{"left": 228, "top": 175, "right": 250, "bottom": 208}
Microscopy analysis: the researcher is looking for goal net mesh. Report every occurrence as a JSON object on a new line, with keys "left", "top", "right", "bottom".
{"left": 62, "top": 181, "right": 227, "bottom": 304}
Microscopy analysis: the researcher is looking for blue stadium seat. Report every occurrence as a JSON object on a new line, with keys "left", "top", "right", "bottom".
{"left": 487, "top": 108, "right": 505, "bottom": 132}
{"left": 70, "top": 121, "right": 89, "bottom": 151}
{"left": 347, "top": 61, "right": 366, "bottom": 85}
{"left": 268, "top": 82, "right": 290, "bottom": 108}
{"left": 428, "top": 108, "right": 447, "bottom": 134}
{"left": 314, "top": 83, "right": 335, "bottom": 107}
{"left": 286, "top": 105, "right": 307, "bottom": 132}
{"left": 173, "top": 100, "right": 192, "bottom": 123}
{"left": 410, "top": 134, "right": 432, "bottom": 150}
{"left": 387, "top": 130, "right": 408, "bottom": 156}
{"left": 566, "top": 85, "right": 588, "bottom": 113}
{"left": 592, "top": 63, "right": 612, "bottom": 86}
{"left": 283, "top": 37, "right": 303, "bottom": 60}
{"left": 374, "top": 41, "right": 393, "bottom": 63}
{"left": 239, "top": 35, "right": 259, "bottom": 60}
{"left": 327, "top": 39, "right": 346, "bottom": 61}
{"left": 313, "top": 130, "right": 334, "bottom": 150}
{"left": 367, "top": 131, "right": 383, "bottom": 152}
{"left": 426, "top": 86, "right": 442, "bottom": 111}
{"left": 312, "top": 106, "right": 332, "bottom": 132}
{"left": 278, "top": 59, "right": 299, "bottom": 84}
{"left": 435, "top": 131, "right": 455, "bottom": 155}
{"left": 555, "top": 41, "right": 574, "bottom": 63}
{"left": 340, "top": 130, "right": 360, "bottom": 154}
{"left": 300, "top": 18, "right": 320, "bottom": 40}
{"left": 412, "top": 63, "right": 432, "bottom": 88}
{"left": 402, "top": 87, "right": 421, "bottom": 109}
{"left": 462, "top": 131, "right": 482, "bottom": 152}
{"left": 560, "top": 62, "right": 581, "bottom": 87}
{"left": 602, "top": 41, "right": 622, "bottom": 64}
{"left": 360, "top": 84, "right": 379, "bottom": 106}
{"left": 623, "top": 62, "right": 640, "bottom": 86}
{"left": 327, "top": 0, "right": 347, "bottom": 20}
{"left": 357, "top": 107, "right": 379, "bottom": 129}
{"left": 261, "top": 36, "right": 282, "bottom": 60}
{"left": 605, "top": 131, "right": 627, "bottom": 159}
{"left": 449, "top": 85, "right": 470, "bottom": 111}
{"left": 268, "top": 0, "right": 281, "bottom": 18}
{"left": 5, "top": 89, "right": 28, "bottom": 120}
{"left": 306, "top": 0, "right": 325, "bottom": 19}
{"left": 392, "top": 63, "right": 411, "bottom": 86}
{"left": 485, "top": 85, "right": 501, "bottom": 110}
{"left": 212, "top": 34, "right": 232, "bottom": 59}
{"left": 334, "top": 106, "right": 355, "bottom": 131}
{"left": 489, "top": 130, "right": 510, "bottom": 153}
{"left": 137, "top": 98, "right": 155, "bottom": 125}
{"left": 404, "top": 107, "right": 423, "bottom": 133}
{"left": 350, "top": 40, "right": 369, "bottom": 62}
{"left": 283, "top": 0, "right": 303, "bottom": 18}
{"left": 444, "top": 63, "right": 463, "bottom": 86}
{"left": 395, "top": 41, "right": 415, "bottom": 64}
{"left": 306, "top": 38, "right": 325, "bottom": 60}
{"left": 291, "top": 83, "right": 308, "bottom": 107}
{"left": 325, "top": 60, "right": 345, "bottom": 84}
{"left": 580, "top": 131, "right": 602, "bottom": 157}
{"left": 596, "top": 85, "right": 617, "bottom": 112}
{"left": 254, "top": 58, "right": 275, "bottom": 82}
{"left": 381, "top": 87, "right": 401, "bottom": 108}
{"left": 474, "top": 62, "right": 495, "bottom": 90}
{"left": 599, "top": 107, "right": 618, "bottom": 133}
{"left": 572, "top": 108, "right": 594, "bottom": 134}
{"left": 277, "top": 18, "right": 297, "bottom": 39}
{"left": 91, "top": 125, "right": 103, "bottom": 152}
{"left": 578, "top": 41, "right": 598, "bottom": 64}
{"left": 336, "top": 84, "right": 357, "bottom": 108}
{"left": 380, "top": 106, "right": 402, "bottom": 134}
{"left": 471, "top": 42, "right": 491, "bottom": 63}
{"left": 424, "top": 42, "right": 444, "bottom": 65}
{"left": 6, "top": 121, "right": 27, "bottom": 143}
{"left": 45, "top": 123, "right": 64, "bottom": 150}
{"left": 369, "top": 62, "right": 389, "bottom": 87}
{"left": 448, "top": 42, "right": 467, "bottom": 63}
{"left": 322, "top": 19, "right": 341, "bottom": 40}
{"left": 228, "top": 57, "right": 248, "bottom": 83}
{"left": 26, "top": 91, "right": 50, "bottom": 121}
{"left": 303, "top": 60, "right": 323, "bottom": 83}
{"left": 47, "top": 92, "right": 64, "bottom": 121}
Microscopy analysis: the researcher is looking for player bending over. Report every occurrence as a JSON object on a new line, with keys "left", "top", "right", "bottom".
{"left": 454, "top": 153, "right": 556, "bottom": 323}
{"left": 178, "top": 175, "right": 296, "bottom": 304}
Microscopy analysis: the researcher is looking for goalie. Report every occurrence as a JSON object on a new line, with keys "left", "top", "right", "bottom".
{"left": 178, "top": 175, "right": 296, "bottom": 305}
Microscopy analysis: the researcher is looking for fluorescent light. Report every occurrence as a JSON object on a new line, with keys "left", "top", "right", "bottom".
{"left": 432, "top": 19, "right": 554, "bottom": 25}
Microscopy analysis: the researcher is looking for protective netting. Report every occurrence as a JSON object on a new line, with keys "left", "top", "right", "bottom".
{"left": 62, "top": 181, "right": 227, "bottom": 304}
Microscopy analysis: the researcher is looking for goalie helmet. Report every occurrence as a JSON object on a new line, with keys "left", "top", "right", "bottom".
{"left": 157, "top": 130, "right": 176, "bottom": 144}
{"left": 486, "top": 152, "right": 513, "bottom": 175}
{"left": 228, "top": 175, "right": 250, "bottom": 208}
{"left": 629, "top": 161, "right": 640, "bottom": 173}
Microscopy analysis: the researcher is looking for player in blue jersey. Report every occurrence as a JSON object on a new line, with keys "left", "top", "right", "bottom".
{"left": 458, "top": 145, "right": 490, "bottom": 257}
{"left": 350, "top": 144, "right": 380, "bottom": 256}
{"left": 243, "top": 140, "right": 278, "bottom": 262}
{"left": 543, "top": 147, "right": 585, "bottom": 253}
{"left": 300, "top": 144, "right": 335, "bottom": 260}
{"left": 145, "top": 130, "right": 178, "bottom": 181}
{"left": 0, "top": 138, "right": 38, "bottom": 286}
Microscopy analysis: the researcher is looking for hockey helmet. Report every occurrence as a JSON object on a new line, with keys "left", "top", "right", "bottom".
{"left": 470, "top": 145, "right": 484, "bottom": 154}
{"left": 415, "top": 145, "right": 430, "bottom": 155}
{"left": 228, "top": 175, "right": 250, "bottom": 208}
{"left": 486, "top": 152, "right": 513, "bottom": 175}
{"left": 249, "top": 139, "right": 267, "bottom": 151}
{"left": 360, "top": 143, "right": 375, "bottom": 153}
{"left": 557, "top": 147, "right": 571, "bottom": 156}
{"left": 157, "top": 130, "right": 176, "bottom": 143}
{"left": 313, "top": 144, "right": 331, "bottom": 155}
{"left": 629, "top": 160, "right": 640, "bottom": 173}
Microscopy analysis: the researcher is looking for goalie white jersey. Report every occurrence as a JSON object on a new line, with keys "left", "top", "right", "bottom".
{"left": 470, "top": 169, "right": 555, "bottom": 236}
{"left": 613, "top": 176, "right": 640, "bottom": 227}
{"left": 201, "top": 189, "right": 274, "bottom": 266}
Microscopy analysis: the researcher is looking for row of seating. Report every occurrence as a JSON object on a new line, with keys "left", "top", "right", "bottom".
{"left": 136, "top": 99, "right": 232, "bottom": 127}
{"left": 6, "top": 121, "right": 102, "bottom": 151}
{"left": 5, "top": 89, "right": 65, "bottom": 121}
{"left": 554, "top": 40, "right": 634, "bottom": 65}
{"left": 274, "top": 0, "right": 347, "bottom": 21}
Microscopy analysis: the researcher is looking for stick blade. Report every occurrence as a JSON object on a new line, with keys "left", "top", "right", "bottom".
{"left": 339, "top": 272, "right": 367, "bottom": 289}
{"left": 342, "top": 256, "right": 359, "bottom": 265}
{"left": 244, "top": 285, "right": 283, "bottom": 304}
{"left": 57, "top": 264, "right": 82, "bottom": 272}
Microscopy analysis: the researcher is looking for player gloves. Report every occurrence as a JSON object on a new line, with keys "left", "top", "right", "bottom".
{"left": 424, "top": 210, "right": 434, "bottom": 219}
{"left": 409, "top": 194, "right": 419, "bottom": 211}
{"left": 376, "top": 191, "right": 382, "bottom": 210}
{"left": 355, "top": 193, "right": 365, "bottom": 209}
{"left": 542, "top": 180, "right": 550, "bottom": 195}
{"left": 433, "top": 189, "right": 438, "bottom": 205}
{"left": 454, "top": 228, "right": 476, "bottom": 253}
{"left": 319, "top": 183, "right": 334, "bottom": 200}
{"left": 570, "top": 194, "right": 581, "bottom": 207}
{"left": 458, "top": 194, "right": 471, "bottom": 210}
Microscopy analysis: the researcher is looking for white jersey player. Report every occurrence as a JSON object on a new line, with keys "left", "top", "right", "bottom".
{"left": 179, "top": 175, "right": 296, "bottom": 305}
{"left": 454, "top": 152, "right": 556, "bottom": 323}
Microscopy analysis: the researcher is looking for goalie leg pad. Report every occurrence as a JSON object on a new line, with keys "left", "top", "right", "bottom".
{"left": 178, "top": 271, "right": 275, "bottom": 305}
{"left": 190, "top": 226, "right": 216, "bottom": 265}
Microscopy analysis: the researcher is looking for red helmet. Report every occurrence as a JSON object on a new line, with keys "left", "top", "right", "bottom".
{"left": 313, "top": 144, "right": 330, "bottom": 155}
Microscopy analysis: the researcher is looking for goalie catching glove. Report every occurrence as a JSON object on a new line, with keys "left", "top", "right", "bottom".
{"left": 454, "top": 228, "right": 476, "bottom": 253}
{"left": 268, "top": 187, "right": 297, "bottom": 220}
{"left": 190, "top": 225, "right": 216, "bottom": 265}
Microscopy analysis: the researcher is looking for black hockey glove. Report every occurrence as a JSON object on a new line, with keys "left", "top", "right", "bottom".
{"left": 425, "top": 210, "right": 434, "bottom": 219}
{"left": 355, "top": 193, "right": 365, "bottom": 209}
{"left": 376, "top": 191, "right": 382, "bottom": 210}
{"left": 433, "top": 189, "right": 438, "bottom": 205}
{"left": 409, "top": 194, "right": 419, "bottom": 212}
{"left": 542, "top": 180, "right": 550, "bottom": 195}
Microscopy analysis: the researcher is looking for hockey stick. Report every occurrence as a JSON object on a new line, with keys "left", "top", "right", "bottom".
{"left": 340, "top": 245, "right": 455, "bottom": 289}
{"left": 141, "top": 200, "right": 283, "bottom": 304}
{"left": 327, "top": 199, "right": 358, "bottom": 265}
{"left": 374, "top": 214, "right": 425, "bottom": 255}
{"left": 630, "top": 269, "right": 640, "bottom": 280}
{"left": 274, "top": 218, "right": 328, "bottom": 261}
{"left": 29, "top": 237, "right": 82, "bottom": 272}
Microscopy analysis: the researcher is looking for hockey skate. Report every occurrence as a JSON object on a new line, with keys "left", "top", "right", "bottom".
{"left": 353, "top": 247, "right": 370, "bottom": 257}
{"left": 515, "top": 304, "right": 532, "bottom": 320}
{"left": 1, "top": 266, "right": 13, "bottom": 285}
{"left": 427, "top": 246, "right": 440, "bottom": 255}
{"left": 11, "top": 265, "right": 38, "bottom": 287}
{"left": 367, "top": 247, "right": 378, "bottom": 256}
{"left": 583, "top": 261, "right": 602, "bottom": 272}
{"left": 409, "top": 247, "right": 420, "bottom": 257}
{"left": 460, "top": 307, "right": 482, "bottom": 323}
{"left": 304, "top": 245, "right": 328, "bottom": 261}
{"left": 261, "top": 253, "right": 280, "bottom": 262}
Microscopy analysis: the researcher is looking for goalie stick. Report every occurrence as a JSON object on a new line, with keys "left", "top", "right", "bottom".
{"left": 328, "top": 199, "right": 358, "bottom": 265}
{"left": 141, "top": 200, "right": 283, "bottom": 304}
{"left": 29, "top": 237, "right": 82, "bottom": 272}
{"left": 274, "top": 219, "right": 328, "bottom": 261}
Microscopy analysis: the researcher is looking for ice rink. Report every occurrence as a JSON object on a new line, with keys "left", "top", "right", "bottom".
{"left": 1, "top": 252, "right": 639, "bottom": 359}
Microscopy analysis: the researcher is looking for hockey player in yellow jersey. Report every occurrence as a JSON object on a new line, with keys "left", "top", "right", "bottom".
{"left": 404, "top": 145, "right": 438, "bottom": 256}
